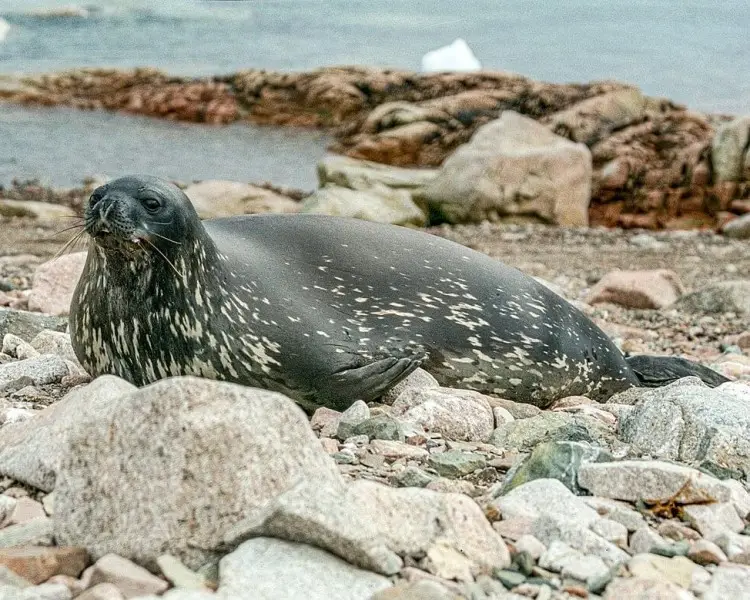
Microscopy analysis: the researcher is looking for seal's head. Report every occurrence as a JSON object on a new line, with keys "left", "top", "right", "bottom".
{"left": 84, "top": 175, "right": 201, "bottom": 258}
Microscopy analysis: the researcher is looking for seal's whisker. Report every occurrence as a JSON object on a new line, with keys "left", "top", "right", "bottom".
{"left": 146, "top": 230, "right": 182, "bottom": 246}
{"left": 52, "top": 230, "right": 87, "bottom": 261}
{"left": 143, "top": 238, "right": 184, "bottom": 278}
{"left": 49, "top": 223, "right": 86, "bottom": 239}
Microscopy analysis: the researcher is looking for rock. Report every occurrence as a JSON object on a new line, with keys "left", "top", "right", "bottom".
{"left": 0, "top": 582, "right": 73, "bottom": 599}
{"left": 586, "top": 269, "right": 684, "bottom": 309}
{"left": 0, "top": 547, "right": 88, "bottom": 585}
{"left": 486, "top": 398, "right": 541, "bottom": 420}
{"left": 391, "top": 466, "right": 435, "bottom": 488}
{"left": 155, "top": 555, "right": 209, "bottom": 591}
{"left": 682, "top": 502, "right": 744, "bottom": 539}
{"left": 8, "top": 498, "right": 45, "bottom": 526}
{"left": 0, "top": 376, "right": 136, "bottom": 492}
{"left": 531, "top": 514, "right": 629, "bottom": 567}
{"left": 0, "top": 565, "right": 32, "bottom": 588}
{"left": 578, "top": 460, "right": 731, "bottom": 504}
{"left": 54, "top": 378, "right": 342, "bottom": 570}
{"left": 26, "top": 253, "right": 86, "bottom": 317}
{"left": 603, "top": 577, "right": 695, "bottom": 600}
{"left": 351, "top": 415, "right": 405, "bottom": 442}
{"left": 618, "top": 380, "right": 750, "bottom": 478}
{"left": 318, "top": 155, "right": 439, "bottom": 191}
{"left": 2, "top": 335, "right": 38, "bottom": 360}
{"left": 630, "top": 527, "right": 669, "bottom": 555}
{"left": 222, "top": 479, "right": 402, "bottom": 575}
{"left": 545, "top": 88, "right": 647, "bottom": 145}
{"left": 591, "top": 518, "right": 628, "bottom": 548}
{"left": 722, "top": 214, "right": 750, "bottom": 239}
{"left": 76, "top": 583, "right": 125, "bottom": 600}
{"left": 502, "top": 441, "right": 613, "bottom": 494}
{"left": 0, "top": 354, "right": 69, "bottom": 390}
{"left": 336, "top": 400, "right": 370, "bottom": 440}
{"left": 490, "top": 412, "right": 615, "bottom": 453}
{"left": 688, "top": 539, "right": 728, "bottom": 566}
{"left": 721, "top": 479, "right": 750, "bottom": 519}
{"left": 310, "top": 407, "right": 342, "bottom": 439}
{"left": 0, "top": 200, "right": 77, "bottom": 222}
{"left": 703, "top": 563, "right": 750, "bottom": 600}
{"left": 0, "top": 519, "right": 53, "bottom": 548}
{"left": 583, "top": 497, "right": 646, "bottom": 532}
{"left": 29, "top": 331, "right": 78, "bottom": 364}
{"left": 392, "top": 387, "right": 494, "bottom": 442}
{"left": 371, "top": 579, "right": 457, "bottom": 600}
{"left": 538, "top": 540, "right": 610, "bottom": 586}
{"left": 418, "top": 111, "right": 591, "bottom": 226}
{"left": 628, "top": 553, "right": 699, "bottom": 589}
{"left": 348, "top": 480, "right": 510, "bottom": 575}
{"left": 381, "top": 368, "right": 439, "bottom": 405}
{"left": 87, "top": 554, "right": 168, "bottom": 599}
{"left": 428, "top": 451, "right": 486, "bottom": 478}
{"left": 370, "top": 440, "right": 428, "bottom": 460}
{"left": 219, "top": 538, "right": 391, "bottom": 600}
{"left": 713, "top": 531, "right": 750, "bottom": 564}
{"left": 676, "top": 280, "right": 750, "bottom": 315}
{"left": 492, "top": 407, "right": 514, "bottom": 428}
{"left": 0, "top": 309, "right": 67, "bottom": 341}
{"left": 0, "top": 496, "right": 17, "bottom": 528}
{"left": 491, "top": 479, "right": 599, "bottom": 526}
{"left": 711, "top": 116, "right": 750, "bottom": 182}
{"left": 183, "top": 180, "right": 299, "bottom": 219}
{"left": 301, "top": 184, "right": 426, "bottom": 226}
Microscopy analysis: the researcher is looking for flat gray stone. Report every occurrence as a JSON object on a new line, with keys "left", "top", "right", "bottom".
{"left": 578, "top": 460, "right": 731, "bottom": 504}
{"left": 318, "top": 155, "right": 439, "bottom": 191}
{"left": 0, "top": 354, "right": 69, "bottom": 389}
{"left": 380, "top": 368, "right": 439, "bottom": 405}
{"left": 0, "top": 518, "right": 53, "bottom": 548}
{"left": 428, "top": 450, "right": 486, "bottom": 478}
{"left": 676, "top": 280, "right": 750, "bottom": 315}
{"left": 582, "top": 497, "right": 646, "bottom": 532}
{"left": 54, "top": 378, "right": 342, "bottom": 571}
{"left": 337, "top": 400, "right": 371, "bottom": 440}
{"left": 29, "top": 331, "right": 79, "bottom": 364}
{"left": 223, "top": 480, "right": 402, "bottom": 575}
{"left": 682, "top": 502, "right": 744, "bottom": 539}
{"left": 0, "top": 309, "right": 67, "bottom": 341}
{"left": 219, "top": 538, "right": 391, "bottom": 600}
{"left": 538, "top": 540, "right": 610, "bottom": 585}
{"left": 351, "top": 415, "right": 405, "bottom": 442}
{"left": 490, "top": 479, "right": 599, "bottom": 527}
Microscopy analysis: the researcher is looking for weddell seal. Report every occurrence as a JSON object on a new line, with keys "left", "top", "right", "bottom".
{"left": 68, "top": 175, "right": 728, "bottom": 411}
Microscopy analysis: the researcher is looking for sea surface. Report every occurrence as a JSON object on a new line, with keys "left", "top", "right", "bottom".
{"left": 0, "top": 0, "right": 748, "bottom": 188}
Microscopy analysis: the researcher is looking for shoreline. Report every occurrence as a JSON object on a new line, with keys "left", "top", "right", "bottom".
{"left": 1, "top": 66, "right": 749, "bottom": 230}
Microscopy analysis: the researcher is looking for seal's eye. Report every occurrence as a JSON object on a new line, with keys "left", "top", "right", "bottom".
{"left": 89, "top": 192, "right": 103, "bottom": 206}
{"left": 142, "top": 197, "right": 161, "bottom": 213}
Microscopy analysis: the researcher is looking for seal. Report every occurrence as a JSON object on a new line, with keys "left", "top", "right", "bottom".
{"left": 69, "top": 175, "right": 726, "bottom": 411}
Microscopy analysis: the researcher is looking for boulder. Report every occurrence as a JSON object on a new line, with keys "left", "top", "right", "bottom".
{"left": 544, "top": 88, "right": 647, "bottom": 146}
{"left": 586, "top": 269, "right": 684, "bottom": 309}
{"left": 0, "top": 200, "right": 77, "bottom": 222}
{"left": 418, "top": 111, "right": 592, "bottom": 226}
{"left": 722, "top": 214, "right": 750, "bottom": 239}
{"left": 54, "top": 378, "right": 342, "bottom": 570}
{"left": 617, "top": 379, "right": 750, "bottom": 478}
{"left": 301, "top": 185, "right": 426, "bottom": 226}
{"left": 711, "top": 116, "right": 750, "bottom": 182}
{"left": 317, "top": 155, "right": 439, "bottom": 191}
{"left": 0, "top": 308, "right": 68, "bottom": 341}
{"left": 676, "top": 280, "right": 750, "bottom": 315}
{"left": 183, "top": 180, "right": 299, "bottom": 219}
{"left": 27, "top": 253, "right": 87, "bottom": 317}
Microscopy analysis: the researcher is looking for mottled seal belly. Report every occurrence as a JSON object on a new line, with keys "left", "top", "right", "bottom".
{"left": 69, "top": 176, "right": 722, "bottom": 412}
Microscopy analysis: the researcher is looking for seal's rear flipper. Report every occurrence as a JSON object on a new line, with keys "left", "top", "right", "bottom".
{"left": 625, "top": 355, "right": 730, "bottom": 388}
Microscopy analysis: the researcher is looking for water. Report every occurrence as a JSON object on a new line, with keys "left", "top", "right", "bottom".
{"left": 0, "top": 0, "right": 748, "bottom": 187}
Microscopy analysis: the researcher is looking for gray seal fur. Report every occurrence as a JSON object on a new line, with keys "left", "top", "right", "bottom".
{"left": 69, "top": 175, "right": 639, "bottom": 410}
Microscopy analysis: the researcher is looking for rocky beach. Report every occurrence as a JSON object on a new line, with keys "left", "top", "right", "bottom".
{"left": 0, "top": 50, "right": 749, "bottom": 600}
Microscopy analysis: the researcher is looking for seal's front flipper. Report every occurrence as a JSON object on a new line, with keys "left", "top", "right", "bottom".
{"left": 625, "top": 355, "right": 730, "bottom": 388}
{"left": 324, "top": 355, "right": 424, "bottom": 410}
